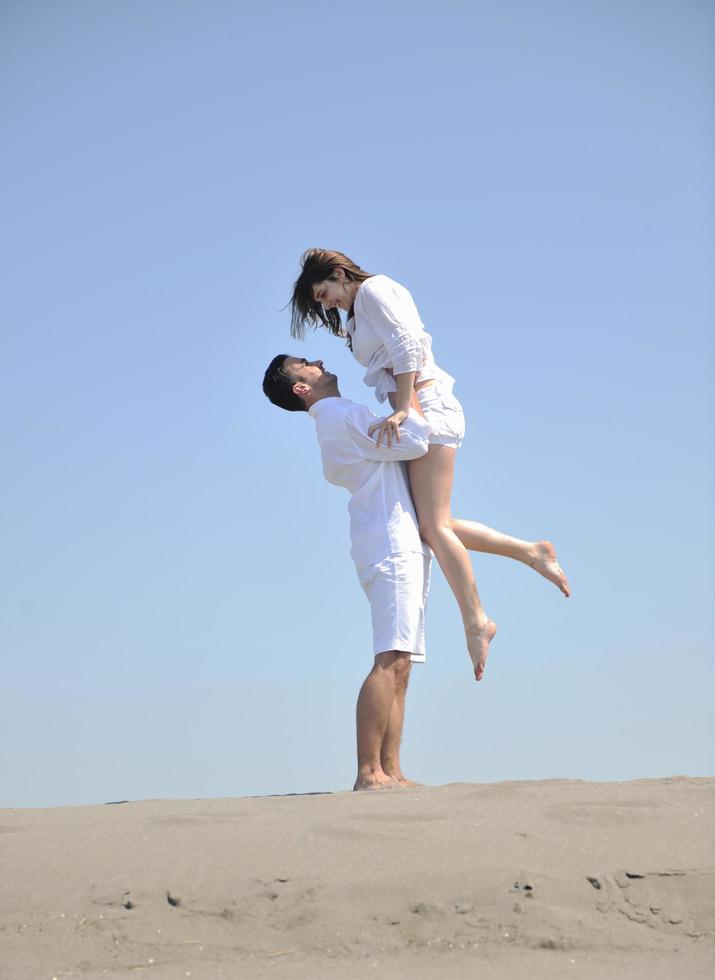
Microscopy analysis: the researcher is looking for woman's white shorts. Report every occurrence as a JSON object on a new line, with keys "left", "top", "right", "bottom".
{"left": 357, "top": 552, "right": 431, "bottom": 662}
{"left": 416, "top": 384, "right": 466, "bottom": 450}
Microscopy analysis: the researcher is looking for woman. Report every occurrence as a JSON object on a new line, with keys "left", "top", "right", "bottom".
{"left": 290, "top": 249, "right": 570, "bottom": 681}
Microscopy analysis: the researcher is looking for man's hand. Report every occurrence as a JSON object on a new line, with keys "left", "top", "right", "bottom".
{"left": 368, "top": 410, "right": 408, "bottom": 448}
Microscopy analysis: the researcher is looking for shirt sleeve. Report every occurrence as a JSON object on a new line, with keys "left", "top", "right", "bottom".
{"left": 344, "top": 405, "right": 432, "bottom": 463}
{"left": 356, "top": 277, "right": 424, "bottom": 374}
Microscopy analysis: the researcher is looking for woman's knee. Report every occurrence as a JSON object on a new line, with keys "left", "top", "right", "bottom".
{"left": 417, "top": 517, "right": 452, "bottom": 548}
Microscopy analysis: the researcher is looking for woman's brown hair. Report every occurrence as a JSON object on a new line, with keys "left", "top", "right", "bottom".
{"left": 290, "top": 248, "right": 372, "bottom": 342}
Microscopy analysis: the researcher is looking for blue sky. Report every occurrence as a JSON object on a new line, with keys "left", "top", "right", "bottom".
{"left": 2, "top": 0, "right": 713, "bottom": 807}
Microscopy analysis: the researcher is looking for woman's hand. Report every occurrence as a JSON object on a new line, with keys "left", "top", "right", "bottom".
{"left": 368, "top": 410, "right": 408, "bottom": 448}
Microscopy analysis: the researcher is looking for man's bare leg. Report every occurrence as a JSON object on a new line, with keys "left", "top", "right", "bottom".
{"left": 452, "top": 520, "right": 571, "bottom": 597}
{"left": 355, "top": 651, "right": 412, "bottom": 791}
{"left": 380, "top": 658, "right": 418, "bottom": 786}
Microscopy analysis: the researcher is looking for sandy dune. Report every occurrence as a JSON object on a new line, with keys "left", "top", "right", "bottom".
{"left": 1, "top": 777, "right": 713, "bottom": 979}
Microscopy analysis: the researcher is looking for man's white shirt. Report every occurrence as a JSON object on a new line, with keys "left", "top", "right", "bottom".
{"left": 307, "top": 396, "right": 432, "bottom": 571}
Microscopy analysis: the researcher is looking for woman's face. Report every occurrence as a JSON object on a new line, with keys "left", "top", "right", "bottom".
{"left": 312, "top": 272, "right": 357, "bottom": 312}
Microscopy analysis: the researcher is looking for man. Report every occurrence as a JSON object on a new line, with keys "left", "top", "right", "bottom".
{"left": 262, "top": 355, "right": 432, "bottom": 791}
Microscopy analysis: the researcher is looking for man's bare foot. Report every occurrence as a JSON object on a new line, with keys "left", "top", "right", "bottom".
{"left": 529, "top": 541, "right": 571, "bottom": 597}
{"left": 381, "top": 768, "right": 422, "bottom": 787}
{"left": 353, "top": 769, "right": 397, "bottom": 792}
{"left": 465, "top": 618, "right": 498, "bottom": 682}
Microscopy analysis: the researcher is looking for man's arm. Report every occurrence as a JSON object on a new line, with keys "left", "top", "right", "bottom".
{"left": 344, "top": 404, "right": 431, "bottom": 463}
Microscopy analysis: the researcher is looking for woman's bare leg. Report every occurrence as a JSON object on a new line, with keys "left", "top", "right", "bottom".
{"left": 451, "top": 520, "right": 571, "bottom": 597}
{"left": 408, "top": 447, "right": 497, "bottom": 681}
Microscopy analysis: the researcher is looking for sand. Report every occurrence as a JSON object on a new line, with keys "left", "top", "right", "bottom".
{"left": 1, "top": 777, "right": 713, "bottom": 979}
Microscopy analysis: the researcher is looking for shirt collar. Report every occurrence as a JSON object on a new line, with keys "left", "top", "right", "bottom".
{"left": 308, "top": 396, "right": 348, "bottom": 419}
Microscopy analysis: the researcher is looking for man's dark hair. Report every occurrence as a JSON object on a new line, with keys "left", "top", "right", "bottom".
{"left": 262, "top": 354, "right": 308, "bottom": 413}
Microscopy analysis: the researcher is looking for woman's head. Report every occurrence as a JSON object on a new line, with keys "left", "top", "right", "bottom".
{"left": 290, "top": 248, "right": 372, "bottom": 341}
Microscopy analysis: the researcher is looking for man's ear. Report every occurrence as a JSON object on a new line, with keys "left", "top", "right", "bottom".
{"left": 293, "top": 381, "right": 311, "bottom": 398}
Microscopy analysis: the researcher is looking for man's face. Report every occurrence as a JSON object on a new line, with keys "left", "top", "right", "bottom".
{"left": 283, "top": 357, "right": 337, "bottom": 399}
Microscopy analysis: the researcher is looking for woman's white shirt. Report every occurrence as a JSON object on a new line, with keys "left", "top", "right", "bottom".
{"left": 346, "top": 275, "right": 454, "bottom": 404}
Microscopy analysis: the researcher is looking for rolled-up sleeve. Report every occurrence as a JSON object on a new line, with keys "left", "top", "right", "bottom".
{"left": 356, "top": 278, "right": 424, "bottom": 374}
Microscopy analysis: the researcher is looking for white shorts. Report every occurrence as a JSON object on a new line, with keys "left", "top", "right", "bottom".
{"left": 357, "top": 553, "right": 431, "bottom": 662}
{"left": 417, "top": 384, "right": 466, "bottom": 450}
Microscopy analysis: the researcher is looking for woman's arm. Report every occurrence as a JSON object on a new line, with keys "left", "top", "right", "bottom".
{"left": 346, "top": 404, "right": 431, "bottom": 462}
{"left": 393, "top": 370, "right": 416, "bottom": 415}
{"left": 367, "top": 370, "right": 416, "bottom": 447}
{"left": 357, "top": 278, "right": 424, "bottom": 378}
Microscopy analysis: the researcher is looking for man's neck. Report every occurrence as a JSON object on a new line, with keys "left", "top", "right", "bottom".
{"left": 306, "top": 387, "right": 341, "bottom": 409}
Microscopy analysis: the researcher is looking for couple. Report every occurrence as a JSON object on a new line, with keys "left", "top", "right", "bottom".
{"left": 262, "top": 250, "right": 570, "bottom": 791}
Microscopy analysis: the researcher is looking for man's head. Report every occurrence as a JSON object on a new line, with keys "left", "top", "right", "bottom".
{"left": 262, "top": 355, "right": 339, "bottom": 412}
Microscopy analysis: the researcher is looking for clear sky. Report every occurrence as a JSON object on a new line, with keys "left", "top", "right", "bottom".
{"left": 2, "top": 0, "right": 713, "bottom": 808}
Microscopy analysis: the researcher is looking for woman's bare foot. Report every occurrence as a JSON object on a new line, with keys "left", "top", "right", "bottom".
{"left": 465, "top": 618, "right": 498, "bottom": 682}
{"left": 353, "top": 769, "right": 397, "bottom": 792}
{"left": 529, "top": 541, "right": 571, "bottom": 597}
